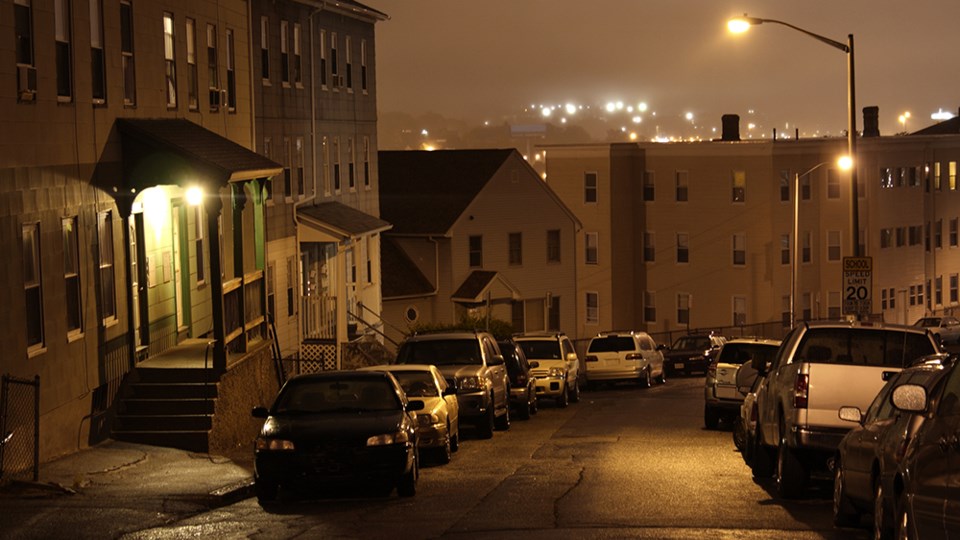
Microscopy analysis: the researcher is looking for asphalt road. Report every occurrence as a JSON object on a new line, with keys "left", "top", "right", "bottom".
{"left": 125, "top": 376, "right": 871, "bottom": 539}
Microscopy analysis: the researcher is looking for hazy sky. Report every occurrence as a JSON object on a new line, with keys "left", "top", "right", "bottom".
{"left": 372, "top": 0, "right": 960, "bottom": 136}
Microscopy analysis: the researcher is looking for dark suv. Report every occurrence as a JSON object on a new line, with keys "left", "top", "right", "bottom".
{"left": 498, "top": 340, "right": 537, "bottom": 420}
{"left": 663, "top": 333, "right": 726, "bottom": 376}
{"left": 396, "top": 331, "right": 511, "bottom": 438}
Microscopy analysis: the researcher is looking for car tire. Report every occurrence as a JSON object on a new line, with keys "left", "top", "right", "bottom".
{"left": 434, "top": 431, "right": 453, "bottom": 465}
{"left": 655, "top": 368, "right": 666, "bottom": 385}
{"left": 476, "top": 406, "right": 495, "bottom": 439}
{"left": 639, "top": 368, "right": 653, "bottom": 389}
{"left": 495, "top": 400, "right": 511, "bottom": 431}
{"left": 750, "top": 425, "right": 775, "bottom": 478}
{"left": 557, "top": 383, "right": 569, "bottom": 408}
{"left": 874, "top": 477, "right": 894, "bottom": 540}
{"left": 450, "top": 422, "right": 460, "bottom": 452}
{"left": 517, "top": 392, "right": 532, "bottom": 420}
{"left": 530, "top": 391, "right": 538, "bottom": 415}
{"left": 255, "top": 478, "right": 279, "bottom": 504}
{"left": 732, "top": 417, "right": 746, "bottom": 451}
{"left": 777, "top": 425, "right": 807, "bottom": 499}
{"left": 832, "top": 459, "right": 860, "bottom": 527}
{"left": 704, "top": 405, "right": 720, "bottom": 430}
{"left": 569, "top": 378, "right": 581, "bottom": 403}
{"left": 397, "top": 451, "right": 418, "bottom": 498}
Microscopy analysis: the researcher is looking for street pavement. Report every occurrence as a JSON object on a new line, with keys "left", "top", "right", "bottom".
{"left": 0, "top": 440, "right": 255, "bottom": 540}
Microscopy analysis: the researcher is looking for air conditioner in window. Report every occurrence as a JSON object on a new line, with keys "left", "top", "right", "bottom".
{"left": 17, "top": 65, "right": 37, "bottom": 101}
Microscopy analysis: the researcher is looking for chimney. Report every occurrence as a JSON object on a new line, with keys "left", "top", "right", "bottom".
{"left": 863, "top": 106, "right": 880, "bottom": 137}
{"left": 721, "top": 114, "right": 740, "bottom": 142}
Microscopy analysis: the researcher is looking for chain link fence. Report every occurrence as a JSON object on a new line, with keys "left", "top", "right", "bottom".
{"left": 1, "top": 375, "right": 39, "bottom": 484}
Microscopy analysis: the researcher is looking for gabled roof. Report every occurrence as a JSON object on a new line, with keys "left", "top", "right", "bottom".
{"left": 912, "top": 116, "right": 960, "bottom": 136}
{"left": 378, "top": 149, "right": 515, "bottom": 235}
{"left": 297, "top": 201, "right": 391, "bottom": 241}
{"left": 451, "top": 271, "right": 521, "bottom": 304}
{"left": 380, "top": 236, "right": 435, "bottom": 299}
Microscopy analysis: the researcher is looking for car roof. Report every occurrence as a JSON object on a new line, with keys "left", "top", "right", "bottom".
{"left": 403, "top": 331, "right": 486, "bottom": 342}
{"left": 802, "top": 320, "right": 929, "bottom": 334}
{"left": 513, "top": 332, "right": 566, "bottom": 341}
{"left": 360, "top": 364, "right": 438, "bottom": 374}
{"left": 286, "top": 370, "right": 394, "bottom": 383}
{"left": 722, "top": 337, "right": 781, "bottom": 346}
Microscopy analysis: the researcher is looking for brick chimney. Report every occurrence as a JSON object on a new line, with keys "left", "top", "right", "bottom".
{"left": 721, "top": 114, "right": 740, "bottom": 142}
{"left": 862, "top": 106, "right": 880, "bottom": 137}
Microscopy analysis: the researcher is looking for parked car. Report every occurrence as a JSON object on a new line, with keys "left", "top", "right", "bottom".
{"left": 887, "top": 354, "right": 960, "bottom": 539}
{"left": 360, "top": 364, "right": 460, "bottom": 464}
{"left": 583, "top": 330, "right": 665, "bottom": 388}
{"left": 703, "top": 337, "right": 781, "bottom": 429}
{"left": 514, "top": 332, "right": 581, "bottom": 407}
{"left": 663, "top": 333, "right": 726, "bottom": 376}
{"left": 913, "top": 315, "right": 960, "bottom": 345}
{"left": 498, "top": 339, "right": 538, "bottom": 420}
{"left": 251, "top": 370, "right": 424, "bottom": 503}
{"left": 752, "top": 321, "right": 941, "bottom": 499}
{"left": 832, "top": 356, "right": 952, "bottom": 537}
{"left": 395, "top": 330, "right": 511, "bottom": 438}
{"left": 736, "top": 372, "right": 767, "bottom": 467}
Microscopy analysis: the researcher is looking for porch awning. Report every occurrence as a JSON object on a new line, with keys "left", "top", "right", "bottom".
{"left": 116, "top": 118, "right": 282, "bottom": 193}
{"left": 451, "top": 271, "right": 521, "bottom": 304}
{"left": 297, "top": 201, "right": 392, "bottom": 243}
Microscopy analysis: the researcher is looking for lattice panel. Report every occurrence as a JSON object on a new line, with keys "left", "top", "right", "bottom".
{"left": 299, "top": 342, "right": 338, "bottom": 373}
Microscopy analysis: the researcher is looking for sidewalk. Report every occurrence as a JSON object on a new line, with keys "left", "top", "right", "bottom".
{"left": 0, "top": 440, "right": 256, "bottom": 539}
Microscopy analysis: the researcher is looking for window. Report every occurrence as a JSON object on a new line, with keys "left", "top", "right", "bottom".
{"left": 952, "top": 274, "right": 959, "bottom": 304}
{"left": 733, "top": 296, "right": 746, "bottom": 326}
{"left": 186, "top": 18, "right": 198, "bottom": 110}
{"left": 508, "top": 233, "right": 522, "bottom": 265}
{"left": 951, "top": 218, "right": 958, "bottom": 247}
{"left": 896, "top": 226, "right": 906, "bottom": 247}
{"left": 360, "top": 39, "right": 368, "bottom": 92}
{"left": 677, "top": 293, "right": 690, "bottom": 325}
{"left": 266, "top": 263, "right": 275, "bottom": 319}
{"left": 90, "top": 0, "right": 105, "bottom": 102}
{"left": 779, "top": 170, "right": 790, "bottom": 202}
{"left": 828, "top": 291, "right": 841, "bottom": 319}
{"left": 225, "top": 29, "right": 235, "bottom": 111}
{"left": 347, "top": 138, "right": 356, "bottom": 190}
{"left": 511, "top": 301, "right": 524, "bottom": 332}
{"left": 55, "top": 0, "right": 72, "bottom": 100}
{"left": 643, "top": 231, "right": 655, "bottom": 262}
{"left": 951, "top": 162, "right": 957, "bottom": 191}
{"left": 827, "top": 230, "right": 841, "bottom": 261}
{"left": 644, "top": 291, "right": 656, "bottom": 322}
{"left": 63, "top": 217, "right": 82, "bottom": 335}
{"left": 194, "top": 206, "right": 205, "bottom": 284}
{"left": 98, "top": 211, "right": 117, "bottom": 322}
{"left": 584, "top": 172, "right": 598, "bottom": 203}
{"left": 120, "top": 0, "right": 135, "bottom": 106}
{"left": 319, "top": 29, "right": 327, "bottom": 87}
{"left": 643, "top": 171, "right": 655, "bottom": 201}
{"left": 927, "top": 280, "right": 932, "bottom": 309}
{"left": 322, "top": 136, "right": 330, "bottom": 194}
{"left": 781, "top": 296, "right": 790, "bottom": 326}
{"left": 731, "top": 170, "right": 745, "bottom": 203}
{"left": 345, "top": 36, "right": 353, "bottom": 90}
{"left": 207, "top": 24, "right": 218, "bottom": 111}
{"left": 279, "top": 20, "right": 289, "bottom": 85}
{"left": 586, "top": 292, "right": 599, "bottom": 325}
{"left": 363, "top": 137, "right": 370, "bottom": 188}
{"left": 926, "top": 222, "right": 931, "bottom": 251}
{"left": 936, "top": 276, "right": 943, "bottom": 305}
{"left": 548, "top": 295, "right": 560, "bottom": 331}
{"left": 676, "top": 232, "right": 689, "bottom": 263}
{"left": 332, "top": 138, "right": 341, "bottom": 191}
{"left": 675, "top": 170, "right": 688, "bottom": 202}
{"left": 880, "top": 167, "right": 894, "bottom": 189}
{"left": 935, "top": 162, "right": 942, "bottom": 190}
{"left": 802, "top": 231, "right": 812, "bottom": 263}
{"left": 330, "top": 32, "right": 339, "bottom": 84}
{"left": 802, "top": 292, "right": 812, "bottom": 321}
{"left": 163, "top": 12, "right": 176, "bottom": 108}
{"left": 732, "top": 233, "right": 745, "bottom": 266}
{"left": 936, "top": 219, "right": 943, "bottom": 249}
{"left": 262, "top": 136, "right": 273, "bottom": 200}
{"left": 801, "top": 176, "right": 811, "bottom": 200}
{"left": 15, "top": 0, "right": 34, "bottom": 66}
{"left": 780, "top": 234, "right": 790, "bottom": 265}
{"left": 286, "top": 256, "right": 295, "bottom": 317}
{"left": 295, "top": 137, "right": 304, "bottom": 197}
{"left": 585, "top": 232, "right": 598, "bottom": 264}
{"left": 469, "top": 235, "right": 482, "bottom": 267}
{"left": 889, "top": 288, "right": 896, "bottom": 310}
{"left": 880, "top": 228, "right": 893, "bottom": 249}
{"left": 23, "top": 223, "right": 43, "bottom": 350}
{"left": 909, "top": 225, "right": 922, "bottom": 246}
{"left": 259, "top": 16, "right": 269, "bottom": 82}
{"left": 827, "top": 169, "right": 840, "bottom": 199}
{"left": 292, "top": 23, "right": 302, "bottom": 86}
{"left": 547, "top": 230, "right": 561, "bottom": 263}
{"left": 282, "top": 137, "right": 291, "bottom": 199}
{"left": 882, "top": 288, "right": 888, "bottom": 311}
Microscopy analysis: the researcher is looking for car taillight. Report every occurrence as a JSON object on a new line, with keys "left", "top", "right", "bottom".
{"left": 585, "top": 355, "right": 598, "bottom": 362}
{"left": 707, "top": 360, "right": 718, "bottom": 379}
{"left": 793, "top": 374, "right": 809, "bottom": 409}
{"left": 625, "top": 353, "right": 643, "bottom": 360}
{"left": 517, "top": 373, "right": 527, "bottom": 385}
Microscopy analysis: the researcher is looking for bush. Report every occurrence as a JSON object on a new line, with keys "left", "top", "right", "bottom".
{"left": 410, "top": 315, "right": 515, "bottom": 341}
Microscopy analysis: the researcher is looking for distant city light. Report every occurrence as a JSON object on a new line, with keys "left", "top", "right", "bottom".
{"left": 541, "top": 108, "right": 552, "bottom": 118}
{"left": 627, "top": 106, "right": 634, "bottom": 113}
{"left": 420, "top": 129, "right": 428, "bottom": 136}
{"left": 685, "top": 112, "right": 694, "bottom": 121}
{"left": 605, "top": 102, "right": 616, "bottom": 113}
{"left": 747, "top": 123, "right": 756, "bottom": 130}
{"left": 561, "top": 117, "right": 567, "bottom": 124}
{"left": 632, "top": 116, "right": 642, "bottom": 124}
{"left": 638, "top": 102, "right": 648, "bottom": 112}
{"left": 629, "top": 132, "right": 638, "bottom": 141}
{"left": 932, "top": 109, "right": 955, "bottom": 121}
{"left": 565, "top": 103, "right": 577, "bottom": 115}
{"left": 423, "top": 144, "right": 435, "bottom": 151}
{"left": 616, "top": 101, "right": 624, "bottom": 110}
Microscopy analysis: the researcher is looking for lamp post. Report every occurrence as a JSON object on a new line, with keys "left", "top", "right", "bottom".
{"left": 728, "top": 15, "right": 860, "bottom": 257}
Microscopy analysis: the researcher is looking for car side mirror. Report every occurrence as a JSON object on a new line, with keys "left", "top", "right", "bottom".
{"left": 488, "top": 354, "right": 505, "bottom": 366}
{"left": 838, "top": 406, "right": 863, "bottom": 424}
{"left": 406, "top": 400, "right": 426, "bottom": 412}
{"left": 252, "top": 406, "right": 269, "bottom": 419}
{"left": 892, "top": 384, "right": 928, "bottom": 413}
{"left": 442, "top": 386, "right": 457, "bottom": 397}
{"left": 529, "top": 360, "right": 540, "bottom": 369}
{"left": 751, "top": 355, "right": 769, "bottom": 375}
{"left": 565, "top": 352, "right": 579, "bottom": 362}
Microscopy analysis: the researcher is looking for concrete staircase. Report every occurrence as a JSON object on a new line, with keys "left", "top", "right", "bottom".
{"left": 112, "top": 367, "right": 219, "bottom": 453}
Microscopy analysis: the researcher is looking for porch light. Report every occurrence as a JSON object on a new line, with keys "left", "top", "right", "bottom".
{"left": 186, "top": 186, "right": 203, "bottom": 206}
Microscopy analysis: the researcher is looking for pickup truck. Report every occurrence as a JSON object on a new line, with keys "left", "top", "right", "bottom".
{"left": 751, "top": 321, "right": 940, "bottom": 498}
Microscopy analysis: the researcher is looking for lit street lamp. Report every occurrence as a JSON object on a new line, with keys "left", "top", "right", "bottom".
{"left": 899, "top": 111, "right": 911, "bottom": 133}
{"left": 728, "top": 15, "right": 861, "bottom": 257}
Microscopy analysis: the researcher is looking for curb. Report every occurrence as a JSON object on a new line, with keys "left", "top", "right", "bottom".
{"left": 207, "top": 477, "right": 255, "bottom": 508}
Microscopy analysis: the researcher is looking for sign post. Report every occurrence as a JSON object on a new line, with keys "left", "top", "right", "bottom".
{"left": 842, "top": 256, "right": 872, "bottom": 318}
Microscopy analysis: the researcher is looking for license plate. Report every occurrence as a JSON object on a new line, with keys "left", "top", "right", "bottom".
{"left": 675, "top": 362, "right": 685, "bottom": 369}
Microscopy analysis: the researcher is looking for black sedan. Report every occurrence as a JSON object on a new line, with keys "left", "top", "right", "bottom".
{"left": 252, "top": 370, "right": 424, "bottom": 503}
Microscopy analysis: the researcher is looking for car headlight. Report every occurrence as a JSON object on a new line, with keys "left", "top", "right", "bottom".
{"left": 549, "top": 367, "right": 566, "bottom": 377}
{"left": 367, "top": 430, "right": 411, "bottom": 446}
{"left": 417, "top": 413, "right": 440, "bottom": 427}
{"left": 457, "top": 376, "right": 483, "bottom": 391}
{"left": 255, "top": 437, "right": 295, "bottom": 451}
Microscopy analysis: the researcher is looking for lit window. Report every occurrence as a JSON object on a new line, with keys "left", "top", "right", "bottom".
{"left": 163, "top": 12, "right": 176, "bottom": 108}
{"left": 23, "top": 222, "right": 44, "bottom": 349}
{"left": 62, "top": 217, "right": 82, "bottom": 335}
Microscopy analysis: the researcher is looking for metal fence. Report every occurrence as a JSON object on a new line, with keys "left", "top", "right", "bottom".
{"left": 0, "top": 375, "right": 39, "bottom": 484}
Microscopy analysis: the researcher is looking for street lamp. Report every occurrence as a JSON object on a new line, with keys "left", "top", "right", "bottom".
{"left": 899, "top": 111, "right": 911, "bottom": 133}
{"left": 728, "top": 15, "right": 860, "bottom": 257}
{"left": 791, "top": 158, "right": 852, "bottom": 327}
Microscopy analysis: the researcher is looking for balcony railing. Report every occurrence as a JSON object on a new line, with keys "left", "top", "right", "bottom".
{"left": 224, "top": 270, "right": 266, "bottom": 354}
{"left": 302, "top": 294, "right": 337, "bottom": 340}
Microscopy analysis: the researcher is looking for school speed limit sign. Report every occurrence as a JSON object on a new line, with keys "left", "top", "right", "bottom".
{"left": 842, "top": 257, "right": 872, "bottom": 316}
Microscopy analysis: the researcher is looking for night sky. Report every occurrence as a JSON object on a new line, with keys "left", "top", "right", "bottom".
{"left": 373, "top": 0, "right": 960, "bottom": 137}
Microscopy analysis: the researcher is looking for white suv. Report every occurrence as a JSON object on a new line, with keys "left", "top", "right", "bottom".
{"left": 583, "top": 331, "right": 665, "bottom": 387}
{"left": 514, "top": 332, "right": 581, "bottom": 407}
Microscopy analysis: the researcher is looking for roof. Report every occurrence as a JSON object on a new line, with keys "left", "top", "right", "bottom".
{"left": 378, "top": 149, "right": 515, "bottom": 235}
{"left": 117, "top": 118, "right": 282, "bottom": 191}
{"left": 316, "top": 0, "right": 388, "bottom": 20}
{"left": 381, "top": 236, "right": 435, "bottom": 299}
{"left": 451, "top": 270, "right": 520, "bottom": 304}
{"left": 297, "top": 201, "right": 391, "bottom": 241}
{"left": 911, "top": 116, "right": 960, "bottom": 136}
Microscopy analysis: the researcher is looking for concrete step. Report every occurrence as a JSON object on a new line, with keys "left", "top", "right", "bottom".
{"left": 112, "top": 430, "right": 210, "bottom": 453}
{"left": 121, "top": 398, "right": 216, "bottom": 416}
{"left": 114, "top": 413, "right": 213, "bottom": 432}
{"left": 135, "top": 367, "right": 219, "bottom": 384}
{"left": 129, "top": 382, "right": 219, "bottom": 400}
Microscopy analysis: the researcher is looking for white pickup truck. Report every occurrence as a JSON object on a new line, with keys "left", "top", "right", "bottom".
{"left": 751, "top": 321, "right": 940, "bottom": 498}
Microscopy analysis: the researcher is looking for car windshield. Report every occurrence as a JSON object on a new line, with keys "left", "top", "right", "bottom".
{"left": 390, "top": 371, "right": 439, "bottom": 398}
{"left": 795, "top": 328, "right": 937, "bottom": 368}
{"left": 273, "top": 378, "right": 400, "bottom": 414}
{"left": 672, "top": 336, "right": 711, "bottom": 350}
{"left": 717, "top": 343, "right": 779, "bottom": 365}
{"left": 397, "top": 339, "right": 482, "bottom": 365}
{"left": 517, "top": 340, "right": 561, "bottom": 360}
{"left": 914, "top": 318, "right": 941, "bottom": 327}
{"left": 588, "top": 336, "right": 636, "bottom": 353}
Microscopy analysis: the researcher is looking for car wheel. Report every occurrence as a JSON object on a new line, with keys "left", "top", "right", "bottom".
{"left": 639, "top": 368, "right": 652, "bottom": 389}
{"left": 530, "top": 390, "right": 538, "bottom": 415}
{"left": 255, "top": 477, "right": 279, "bottom": 504}
{"left": 397, "top": 451, "right": 418, "bottom": 497}
{"left": 450, "top": 422, "right": 460, "bottom": 452}
{"left": 777, "top": 424, "right": 807, "bottom": 499}
{"left": 874, "top": 477, "right": 894, "bottom": 540}
{"left": 517, "top": 392, "right": 532, "bottom": 420}
{"left": 704, "top": 405, "right": 720, "bottom": 430}
{"left": 495, "top": 400, "right": 511, "bottom": 431}
{"left": 476, "top": 406, "right": 495, "bottom": 439}
{"left": 832, "top": 459, "right": 860, "bottom": 526}
{"left": 434, "top": 430, "right": 453, "bottom": 465}
{"left": 569, "top": 378, "right": 581, "bottom": 403}
{"left": 557, "top": 383, "right": 569, "bottom": 408}
{"left": 655, "top": 368, "right": 666, "bottom": 385}
{"left": 750, "top": 425, "right": 775, "bottom": 478}
{"left": 732, "top": 417, "right": 747, "bottom": 451}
